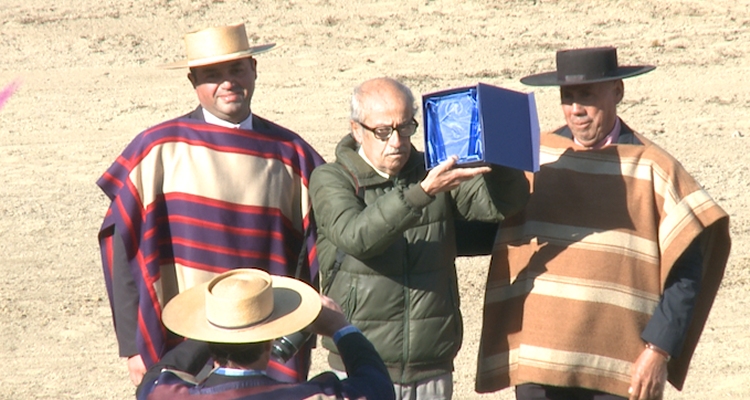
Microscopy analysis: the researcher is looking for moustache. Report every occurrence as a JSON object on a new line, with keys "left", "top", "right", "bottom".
{"left": 218, "top": 89, "right": 244, "bottom": 97}
{"left": 384, "top": 150, "right": 407, "bottom": 156}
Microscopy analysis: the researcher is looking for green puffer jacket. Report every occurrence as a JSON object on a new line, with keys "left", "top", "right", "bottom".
{"left": 309, "top": 134, "right": 529, "bottom": 384}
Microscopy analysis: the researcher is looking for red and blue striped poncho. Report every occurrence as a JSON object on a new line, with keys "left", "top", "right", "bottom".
{"left": 97, "top": 115, "right": 324, "bottom": 381}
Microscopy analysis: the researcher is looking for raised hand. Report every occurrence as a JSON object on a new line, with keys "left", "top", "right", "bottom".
{"left": 420, "top": 156, "right": 491, "bottom": 196}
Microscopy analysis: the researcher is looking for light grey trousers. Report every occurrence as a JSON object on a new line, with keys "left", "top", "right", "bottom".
{"left": 333, "top": 369, "right": 453, "bottom": 400}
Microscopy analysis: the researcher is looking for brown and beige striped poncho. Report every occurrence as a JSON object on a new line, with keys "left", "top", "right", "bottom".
{"left": 476, "top": 129, "right": 731, "bottom": 397}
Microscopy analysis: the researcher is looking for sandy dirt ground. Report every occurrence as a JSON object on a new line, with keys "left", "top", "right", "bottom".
{"left": 1, "top": 0, "right": 748, "bottom": 398}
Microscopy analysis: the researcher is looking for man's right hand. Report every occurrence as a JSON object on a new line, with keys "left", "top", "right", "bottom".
{"left": 308, "top": 295, "right": 349, "bottom": 338}
{"left": 420, "top": 155, "right": 491, "bottom": 196}
{"left": 127, "top": 354, "right": 147, "bottom": 386}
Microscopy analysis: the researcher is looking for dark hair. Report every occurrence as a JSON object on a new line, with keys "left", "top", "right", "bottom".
{"left": 207, "top": 341, "right": 269, "bottom": 368}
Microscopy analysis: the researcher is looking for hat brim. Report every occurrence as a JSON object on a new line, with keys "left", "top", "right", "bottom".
{"left": 162, "top": 274, "right": 321, "bottom": 343}
{"left": 158, "top": 43, "right": 277, "bottom": 70}
{"left": 520, "top": 65, "right": 655, "bottom": 86}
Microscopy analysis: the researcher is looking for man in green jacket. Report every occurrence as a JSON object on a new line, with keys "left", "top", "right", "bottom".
{"left": 309, "top": 77, "right": 530, "bottom": 399}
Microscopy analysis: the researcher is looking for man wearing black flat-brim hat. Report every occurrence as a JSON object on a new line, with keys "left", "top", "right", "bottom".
{"left": 476, "top": 47, "right": 731, "bottom": 400}
{"left": 95, "top": 23, "right": 324, "bottom": 387}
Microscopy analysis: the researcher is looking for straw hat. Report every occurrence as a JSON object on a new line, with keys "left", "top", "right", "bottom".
{"left": 520, "top": 47, "right": 655, "bottom": 86}
{"left": 161, "top": 269, "right": 321, "bottom": 343}
{"left": 160, "top": 23, "right": 276, "bottom": 69}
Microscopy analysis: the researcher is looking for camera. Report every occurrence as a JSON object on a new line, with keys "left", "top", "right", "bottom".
{"left": 271, "top": 331, "right": 313, "bottom": 363}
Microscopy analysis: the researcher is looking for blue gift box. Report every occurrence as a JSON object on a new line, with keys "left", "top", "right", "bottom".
{"left": 422, "top": 83, "right": 540, "bottom": 172}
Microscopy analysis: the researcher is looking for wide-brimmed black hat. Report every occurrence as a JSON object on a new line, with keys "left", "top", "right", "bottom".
{"left": 520, "top": 47, "right": 655, "bottom": 87}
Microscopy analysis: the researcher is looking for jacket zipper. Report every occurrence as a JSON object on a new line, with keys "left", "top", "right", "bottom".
{"left": 401, "top": 235, "right": 410, "bottom": 383}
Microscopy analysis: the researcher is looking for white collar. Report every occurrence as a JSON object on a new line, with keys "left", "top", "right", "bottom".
{"left": 358, "top": 145, "right": 391, "bottom": 179}
{"left": 213, "top": 367, "right": 266, "bottom": 377}
{"left": 201, "top": 108, "right": 254, "bottom": 130}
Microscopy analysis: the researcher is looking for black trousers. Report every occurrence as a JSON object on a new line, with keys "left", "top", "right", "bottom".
{"left": 516, "top": 384, "right": 626, "bottom": 400}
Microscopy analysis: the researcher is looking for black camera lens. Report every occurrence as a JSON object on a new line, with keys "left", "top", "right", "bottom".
{"left": 271, "top": 331, "right": 312, "bottom": 363}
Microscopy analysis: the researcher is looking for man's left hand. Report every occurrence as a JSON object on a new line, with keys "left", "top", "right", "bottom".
{"left": 628, "top": 347, "right": 668, "bottom": 400}
{"left": 420, "top": 156, "right": 490, "bottom": 196}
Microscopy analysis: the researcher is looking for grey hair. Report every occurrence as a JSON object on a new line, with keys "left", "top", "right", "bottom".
{"left": 350, "top": 77, "right": 417, "bottom": 123}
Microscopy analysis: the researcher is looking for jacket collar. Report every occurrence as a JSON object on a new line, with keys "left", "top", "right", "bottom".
{"left": 334, "top": 134, "right": 423, "bottom": 187}
{"left": 199, "top": 372, "right": 276, "bottom": 390}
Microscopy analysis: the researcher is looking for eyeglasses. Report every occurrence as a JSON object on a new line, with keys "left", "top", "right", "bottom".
{"left": 357, "top": 118, "right": 419, "bottom": 141}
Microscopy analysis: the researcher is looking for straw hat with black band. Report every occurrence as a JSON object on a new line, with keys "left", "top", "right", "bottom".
{"left": 161, "top": 269, "right": 321, "bottom": 344}
{"left": 160, "top": 23, "right": 276, "bottom": 70}
{"left": 520, "top": 46, "right": 655, "bottom": 87}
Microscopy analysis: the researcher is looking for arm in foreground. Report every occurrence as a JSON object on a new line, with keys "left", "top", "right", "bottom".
{"left": 309, "top": 164, "right": 426, "bottom": 259}
{"left": 309, "top": 296, "right": 394, "bottom": 400}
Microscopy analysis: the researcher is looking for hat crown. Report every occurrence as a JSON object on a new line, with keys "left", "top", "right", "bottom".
{"left": 160, "top": 268, "right": 321, "bottom": 343}
{"left": 556, "top": 47, "right": 619, "bottom": 84}
{"left": 158, "top": 23, "right": 275, "bottom": 69}
{"left": 184, "top": 23, "right": 251, "bottom": 63}
{"left": 205, "top": 269, "right": 274, "bottom": 329}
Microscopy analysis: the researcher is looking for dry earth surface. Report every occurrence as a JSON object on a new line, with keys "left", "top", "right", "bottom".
{"left": 1, "top": 0, "right": 748, "bottom": 398}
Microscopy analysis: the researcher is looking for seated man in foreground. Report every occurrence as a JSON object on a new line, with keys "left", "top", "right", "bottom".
{"left": 137, "top": 269, "right": 394, "bottom": 400}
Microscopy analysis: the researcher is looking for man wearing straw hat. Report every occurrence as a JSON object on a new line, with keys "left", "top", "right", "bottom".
{"left": 97, "top": 23, "right": 324, "bottom": 387}
{"left": 136, "top": 268, "right": 394, "bottom": 399}
{"left": 475, "top": 47, "right": 731, "bottom": 400}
